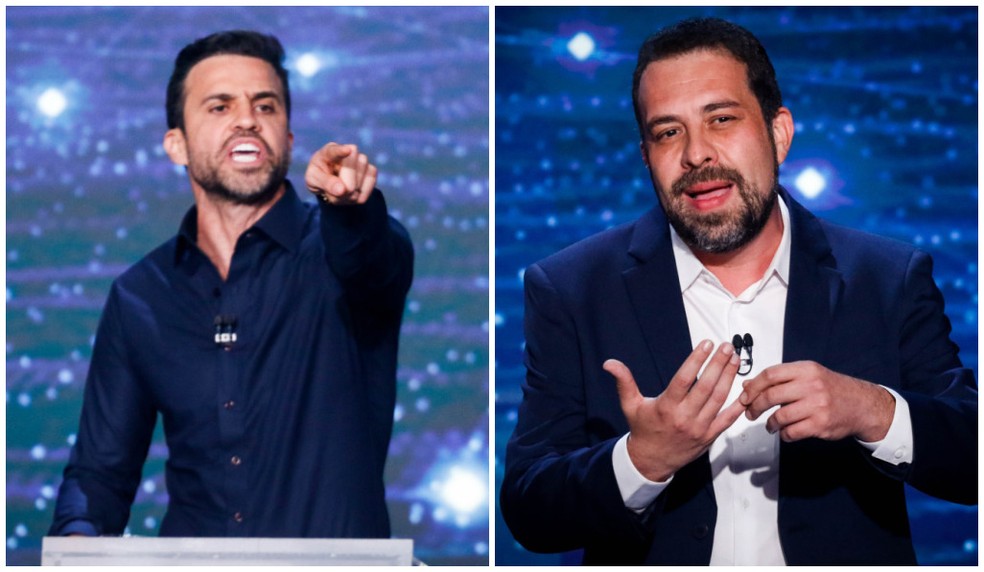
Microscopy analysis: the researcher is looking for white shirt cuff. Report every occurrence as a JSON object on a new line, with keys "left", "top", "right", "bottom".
{"left": 857, "top": 386, "right": 913, "bottom": 465}
{"left": 612, "top": 433, "right": 672, "bottom": 513}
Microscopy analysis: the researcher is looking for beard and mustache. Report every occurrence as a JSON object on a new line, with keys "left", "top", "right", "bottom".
{"left": 659, "top": 164, "right": 778, "bottom": 254}
{"left": 186, "top": 131, "right": 291, "bottom": 207}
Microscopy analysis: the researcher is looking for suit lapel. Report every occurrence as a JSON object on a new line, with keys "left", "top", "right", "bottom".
{"left": 781, "top": 191, "right": 844, "bottom": 364}
{"left": 621, "top": 207, "right": 693, "bottom": 396}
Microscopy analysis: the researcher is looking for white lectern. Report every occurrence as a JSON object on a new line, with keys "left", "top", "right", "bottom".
{"left": 41, "top": 536, "right": 414, "bottom": 566}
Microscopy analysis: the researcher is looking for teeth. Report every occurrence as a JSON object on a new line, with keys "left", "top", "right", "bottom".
{"left": 232, "top": 154, "right": 257, "bottom": 163}
{"left": 232, "top": 143, "right": 260, "bottom": 153}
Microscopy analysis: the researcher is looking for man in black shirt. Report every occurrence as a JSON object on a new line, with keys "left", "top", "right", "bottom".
{"left": 50, "top": 30, "right": 413, "bottom": 538}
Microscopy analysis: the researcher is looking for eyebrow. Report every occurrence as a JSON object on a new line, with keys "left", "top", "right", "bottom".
{"left": 201, "top": 91, "right": 283, "bottom": 106}
{"left": 646, "top": 99, "right": 743, "bottom": 130}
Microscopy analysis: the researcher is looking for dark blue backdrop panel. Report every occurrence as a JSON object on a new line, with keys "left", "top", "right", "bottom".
{"left": 6, "top": 6, "right": 489, "bottom": 566}
{"left": 494, "top": 6, "right": 977, "bottom": 565}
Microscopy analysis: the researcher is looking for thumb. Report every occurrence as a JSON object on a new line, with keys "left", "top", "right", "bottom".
{"left": 603, "top": 359, "right": 643, "bottom": 412}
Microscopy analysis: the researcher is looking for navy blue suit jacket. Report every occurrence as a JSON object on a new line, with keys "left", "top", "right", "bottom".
{"left": 501, "top": 189, "right": 976, "bottom": 565}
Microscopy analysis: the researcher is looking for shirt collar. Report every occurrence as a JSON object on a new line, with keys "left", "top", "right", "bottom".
{"left": 174, "top": 180, "right": 309, "bottom": 266}
{"left": 670, "top": 193, "right": 792, "bottom": 293}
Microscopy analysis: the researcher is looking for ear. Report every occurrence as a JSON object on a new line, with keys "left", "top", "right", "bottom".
{"left": 163, "top": 128, "right": 189, "bottom": 166}
{"left": 770, "top": 107, "right": 794, "bottom": 166}
{"left": 639, "top": 141, "right": 650, "bottom": 167}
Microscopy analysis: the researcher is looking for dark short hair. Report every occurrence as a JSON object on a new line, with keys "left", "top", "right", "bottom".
{"left": 631, "top": 17, "right": 782, "bottom": 140}
{"left": 166, "top": 30, "right": 291, "bottom": 130}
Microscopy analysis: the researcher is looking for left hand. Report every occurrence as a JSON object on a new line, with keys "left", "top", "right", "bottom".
{"left": 305, "top": 142, "right": 377, "bottom": 205}
{"left": 739, "top": 361, "right": 895, "bottom": 443}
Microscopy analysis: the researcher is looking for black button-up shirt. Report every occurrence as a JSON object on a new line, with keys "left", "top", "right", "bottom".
{"left": 50, "top": 183, "right": 413, "bottom": 538}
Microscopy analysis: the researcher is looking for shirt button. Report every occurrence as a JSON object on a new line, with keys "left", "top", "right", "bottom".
{"left": 233, "top": 512, "right": 243, "bottom": 523}
{"left": 740, "top": 433, "right": 748, "bottom": 442}
{"left": 894, "top": 447, "right": 906, "bottom": 459}
{"left": 224, "top": 400, "right": 235, "bottom": 410}
{"left": 742, "top": 498, "right": 750, "bottom": 509}
{"left": 231, "top": 455, "right": 242, "bottom": 466}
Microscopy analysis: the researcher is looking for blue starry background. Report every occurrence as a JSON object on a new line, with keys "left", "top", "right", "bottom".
{"left": 495, "top": 6, "right": 977, "bottom": 565}
{"left": 5, "top": 6, "right": 488, "bottom": 566}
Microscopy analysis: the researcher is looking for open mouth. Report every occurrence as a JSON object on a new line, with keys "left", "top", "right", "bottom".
{"left": 230, "top": 142, "right": 262, "bottom": 163}
{"left": 683, "top": 181, "right": 733, "bottom": 209}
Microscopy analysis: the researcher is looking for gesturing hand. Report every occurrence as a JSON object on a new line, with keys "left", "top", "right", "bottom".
{"left": 603, "top": 340, "right": 745, "bottom": 482}
{"left": 305, "top": 142, "right": 377, "bottom": 205}
{"left": 739, "top": 361, "right": 895, "bottom": 443}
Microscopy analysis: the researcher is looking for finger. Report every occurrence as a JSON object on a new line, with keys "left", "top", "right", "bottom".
{"left": 305, "top": 163, "right": 342, "bottom": 199}
{"left": 683, "top": 342, "right": 735, "bottom": 411}
{"left": 318, "top": 141, "right": 353, "bottom": 164}
{"left": 696, "top": 346, "right": 740, "bottom": 423}
{"left": 338, "top": 148, "right": 360, "bottom": 194}
{"left": 603, "top": 359, "right": 643, "bottom": 417}
{"left": 764, "top": 400, "right": 811, "bottom": 435}
{"left": 777, "top": 419, "right": 815, "bottom": 443}
{"left": 707, "top": 397, "right": 747, "bottom": 438}
{"left": 352, "top": 153, "right": 370, "bottom": 203}
{"left": 664, "top": 340, "right": 715, "bottom": 402}
{"left": 358, "top": 164, "right": 377, "bottom": 204}
{"left": 739, "top": 362, "right": 797, "bottom": 407}
{"left": 746, "top": 376, "right": 809, "bottom": 421}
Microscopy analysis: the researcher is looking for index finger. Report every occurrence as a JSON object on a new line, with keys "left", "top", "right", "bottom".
{"left": 663, "top": 340, "right": 715, "bottom": 402}
{"left": 317, "top": 142, "right": 355, "bottom": 166}
{"left": 739, "top": 363, "right": 796, "bottom": 406}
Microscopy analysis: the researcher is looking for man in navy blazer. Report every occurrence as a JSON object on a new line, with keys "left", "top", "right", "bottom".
{"left": 500, "top": 18, "right": 976, "bottom": 565}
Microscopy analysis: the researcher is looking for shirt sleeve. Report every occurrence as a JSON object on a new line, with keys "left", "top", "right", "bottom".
{"left": 856, "top": 386, "right": 913, "bottom": 465}
{"left": 49, "top": 283, "right": 157, "bottom": 536}
{"left": 318, "top": 190, "right": 414, "bottom": 313}
{"left": 612, "top": 433, "right": 673, "bottom": 513}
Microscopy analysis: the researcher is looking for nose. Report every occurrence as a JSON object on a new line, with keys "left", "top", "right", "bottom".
{"left": 233, "top": 102, "right": 259, "bottom": 132}
{"left": 681, "top": 129, "right": 716, "bottom": 170}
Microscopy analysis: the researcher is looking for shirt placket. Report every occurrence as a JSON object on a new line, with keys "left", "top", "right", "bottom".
{"left": 216, "top": 243, "right": 253, "bottom": 535}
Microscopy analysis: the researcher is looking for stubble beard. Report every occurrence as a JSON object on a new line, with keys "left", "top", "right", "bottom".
{"left": 188, "top": 135, "right": 291, "bottom": 207}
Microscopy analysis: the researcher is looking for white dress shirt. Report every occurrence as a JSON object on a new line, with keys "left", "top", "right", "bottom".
{"left": 612, "top": 196, "right": 914, "bottom": 564}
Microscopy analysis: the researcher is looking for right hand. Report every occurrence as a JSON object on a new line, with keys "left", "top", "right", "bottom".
{"left": 603, "top": 340, "right": 745, "bottom": 482}
{"left": 304, "top": 143, "right": 377, "bottom": 205}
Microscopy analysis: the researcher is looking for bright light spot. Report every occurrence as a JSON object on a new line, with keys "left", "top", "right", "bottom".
{"left": 795, "top": 167, "right": 826, "bottom": 199}
{"left": 408, "top": 502, "right": 424, "bottom": 524}
{"left": 567, "top": 32, "right": 596, "bottom": 61}
{"left": 30, "top": 445, "right": 47, "bottom": 460}
{"left": 296, "top": 53, "right": 321, "bottom": 78}
{"left": 439, "top": 467, "right": 487, "bottom": 514}
{"left": 38, "top": 88, "right": 68, "bottom": 118}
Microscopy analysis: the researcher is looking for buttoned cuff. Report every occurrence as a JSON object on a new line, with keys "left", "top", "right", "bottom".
{"left": 612, "top": 433, "right": 672, "bottom": 514}
{"left": 857, "top": 386, "right": 913, "bottom": 465}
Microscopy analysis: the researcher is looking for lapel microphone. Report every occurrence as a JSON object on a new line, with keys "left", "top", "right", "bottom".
{"left": 731, "top": 333, "right": 754, "bottom": 376}
{"left": 214, "top": 314, "right": 238, "bottom": 349}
